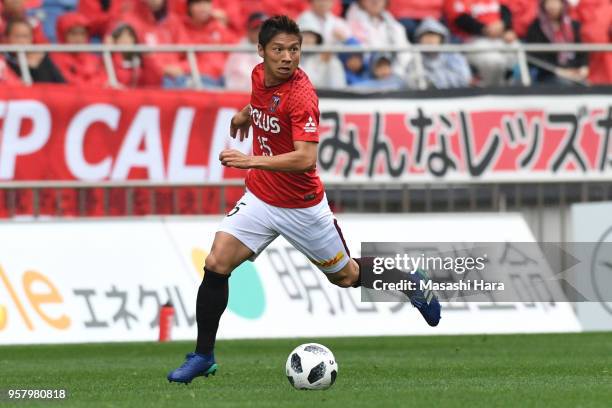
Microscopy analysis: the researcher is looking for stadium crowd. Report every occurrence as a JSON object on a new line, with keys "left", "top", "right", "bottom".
{"left": 0, "top": 0, "right": 610, "bottom": 89}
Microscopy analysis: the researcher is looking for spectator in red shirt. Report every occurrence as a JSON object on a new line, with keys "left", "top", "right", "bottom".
{"left": 168, "top": 0, "right": 243, "bottom": 34}
{"left": 500, "top": 0, "right": 538, "bottom": 38}
{"left": 388, "top": 0, "right": 444, "bottom": 41}
{"left": 166, "top": 0, "right": 237, "bottom": 89}
{"left": 108, "top": 21, "right": 163, "bottom": 88}
{"left": 574, "top": 0, "right": 612, "bottom": 84}
{"left": 525, "top": 0, "right": 589, "bottom": 85}
{"left": 241, "top": 0, "right": 342, "bottom": 26}
{"left": 78, "top": 0, "right": 131, "bottom": 39}
{"left": 117, "top": 0, "right": 185, "bottom": 85}
{"left": 444, "top": 0, "right": 518, "bottom": 86}
{"left": 52, "top": 13, "right": 107, "bottom": 87}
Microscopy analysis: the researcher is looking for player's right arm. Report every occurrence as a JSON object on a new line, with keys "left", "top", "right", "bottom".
{"left": 219, "top": 141, "right": 317, "bottom": 173}
{"left": 230, "top": 104, "right": 252, "bottom": 141}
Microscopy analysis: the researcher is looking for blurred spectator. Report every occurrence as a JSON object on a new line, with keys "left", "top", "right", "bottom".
{"left": 346, "top": 0, "right": 413, "bottom": 79}
{"left": 117, "top": 0, "right": 185, "bottom": 85}
{"left": 1, "top": 0, "right": 48, "bottom": 43}
{"left": 388, "top": 0, "right": 444, "bottom": 41}
{"left": 339, "top": 37, "right": 371, "bottom": 86}
{"left": 444, "top": 0, "right": 517, "bottom": 86}
{"left": 168, "top": 0, "right": 243, "bottom": 34}
{"left": 407, "top": 18, "right": 472, "bottom": 89}
{"left": 526, "top": 0, "right": 589, "bottom": 85}
{"left": 168, "top": 0, "right": 238, "bottom": 89}
{"left": 299, "top": 23, "right": 346, "bottom": 89}
{"left": 223, "top": 12, "right": 265, "bottom": 91}
{"left": 0, "top": 54, "right": 22, "bottom": 84}
{"left": 78, "top": 0, "right": 130, "bottom": 39}
{"left": 52, "top": 12, "right": 107, "bottom": 86}
{"left": 4, "top": 17, "right": 64, "bottom": 83}
{"left": 242, "top": 0, "right": 342, "bottom": 26}
{"left": 108, "top": 22, "right": 163, "bottom": 87}
{"left": 500, "top": 0, "right": 538, "bottom": 38}
{"left": 573, "top": 0, "right": 612, "bottom": 84}
{"left": 297, "top": 0, "right": 352, "bottom": 45}
{"left": 351, "top": 52, "right": 406, "bottom": 90}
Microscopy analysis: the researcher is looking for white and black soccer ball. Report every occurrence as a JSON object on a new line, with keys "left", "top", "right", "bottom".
{"left": 285, "top": 343, "right": 338, "bottom": 390}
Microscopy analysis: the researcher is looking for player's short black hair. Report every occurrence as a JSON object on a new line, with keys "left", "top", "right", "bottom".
{"left": 258, "top": 15, "right": 302, "bottom": 48}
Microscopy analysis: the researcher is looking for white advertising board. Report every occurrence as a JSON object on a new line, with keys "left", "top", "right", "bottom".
{"left": 0, "top": 213, "right": 580, "bottom": 344}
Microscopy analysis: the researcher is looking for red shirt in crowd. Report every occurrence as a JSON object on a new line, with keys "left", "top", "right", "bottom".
{"left": 52, "top": 12, "right": 107, "bottom": 86}
{"left": 176, "top": 15, "right": 238, "bottom": 80}
{"left": 78, "top": 0, "right": 132, "bottom": 37}
{"left": 111, "top": 52, "right": 163, "bottom": 88}
{"left": 246, "top": 64, "right": 324, "bottom": 209}
{"left": 169, "top": 0, "right": 243, "bottom": 34}
{"left": 574, "top": 0, "right": 612, "bottom": 84}
{"left": 499, "top": 0, "right": 537, "bottom": 38}
{"left": 389, "top": 0, "right": 444, "bottom": 20}
{"left": 117, "top": 0, "right": 184, "bottom": 70}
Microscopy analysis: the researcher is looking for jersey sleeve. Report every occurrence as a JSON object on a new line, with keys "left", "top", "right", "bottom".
{"left": 288, "top": 80, "right": 320, "bottom": 143}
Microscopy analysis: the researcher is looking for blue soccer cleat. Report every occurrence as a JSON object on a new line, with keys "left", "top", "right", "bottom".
{"left": 407, "top": 269, "right": 441, "bottom": 327}
{"left": 167, "top": 352, "right": 218, "bottom": 384}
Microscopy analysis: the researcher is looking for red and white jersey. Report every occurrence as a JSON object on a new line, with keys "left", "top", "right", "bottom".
{"left": 245, "top": 63, "right": 324, "bottom": 208}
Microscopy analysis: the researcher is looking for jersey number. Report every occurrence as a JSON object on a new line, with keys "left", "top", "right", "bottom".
{"left": 227, "top": 202, "right": 245, "bottom": 217}
{"left": 257, "top": 136, "right": 273, "bottom": 156}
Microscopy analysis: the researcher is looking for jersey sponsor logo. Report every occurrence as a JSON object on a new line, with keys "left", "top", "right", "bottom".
{"left": 269, "top": 95, "right": 281, "bottom": 113}
{"left": 311, "top": 251, "right": 345, "bottom": 268}
{"left": 251, "top": 108, "right": 281, "bottom": 134}
{"left": 304, "top": 116, "right": 317, "bottom": 133}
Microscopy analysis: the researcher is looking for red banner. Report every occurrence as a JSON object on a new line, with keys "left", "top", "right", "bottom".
{"left": 0, "top": 86, "right": 611, "bottom": 216}
{"left": 0, "top": 85, "right": 250, "bottom": 216}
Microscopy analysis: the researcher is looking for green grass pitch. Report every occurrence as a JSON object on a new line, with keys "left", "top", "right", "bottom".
{"left": 1, "top": 332, "right": 611, "bottom": 407}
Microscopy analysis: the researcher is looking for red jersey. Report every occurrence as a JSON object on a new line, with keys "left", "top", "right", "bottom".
{"left": 245, "top": 63, "right": 324, "bottom": 209}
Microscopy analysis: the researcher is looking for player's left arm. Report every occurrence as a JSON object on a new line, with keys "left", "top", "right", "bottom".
{"left": 219, "top": 141, "right": 317, "bottom": 173}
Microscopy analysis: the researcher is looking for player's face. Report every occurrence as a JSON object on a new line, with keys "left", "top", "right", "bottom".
{"left": 258, "top": 33, "right": 301, "bottom": 84}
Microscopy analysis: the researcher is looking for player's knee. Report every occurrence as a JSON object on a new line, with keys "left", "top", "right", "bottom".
{"left": 204, "top": 253, "right": 232, "bottom": 275}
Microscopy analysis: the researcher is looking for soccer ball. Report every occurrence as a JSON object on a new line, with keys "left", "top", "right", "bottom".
{"left": 285, "top": 343, "right": 338, "bottom": 390}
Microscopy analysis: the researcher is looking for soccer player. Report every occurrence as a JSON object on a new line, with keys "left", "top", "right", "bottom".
{"left": 167, "top": 15, "right": 441, "bottom": 384}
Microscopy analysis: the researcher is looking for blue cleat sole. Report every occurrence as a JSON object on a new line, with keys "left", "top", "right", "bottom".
{"left": 168, "top": 363, "right": 219, "bottom": 385}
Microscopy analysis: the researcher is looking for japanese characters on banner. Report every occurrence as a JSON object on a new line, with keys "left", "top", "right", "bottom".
{"left": 0, "top": 214, "right": 580, "bottom": 345}
{"left": 0, "top": 86, "right": 611, "bottom": 216}
{"left": 317, "top": 95, "right": 612, "bottom": 182}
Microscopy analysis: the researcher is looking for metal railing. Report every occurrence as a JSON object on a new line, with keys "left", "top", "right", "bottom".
{"left": 2, "top": 42, "right": 610, "bottom": 88}
{"left": 0, "top": 179, "right": 610, "bottom": 215}
{"left": 1, "top": 180, "right": 610, "bottom": 244}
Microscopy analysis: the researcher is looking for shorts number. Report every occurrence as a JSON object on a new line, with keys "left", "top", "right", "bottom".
{"left": 258, "top": 136, "right": 273, "bottom": 156}
{"left": 227, "top": 202, "right": 246, "bottom": 217}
